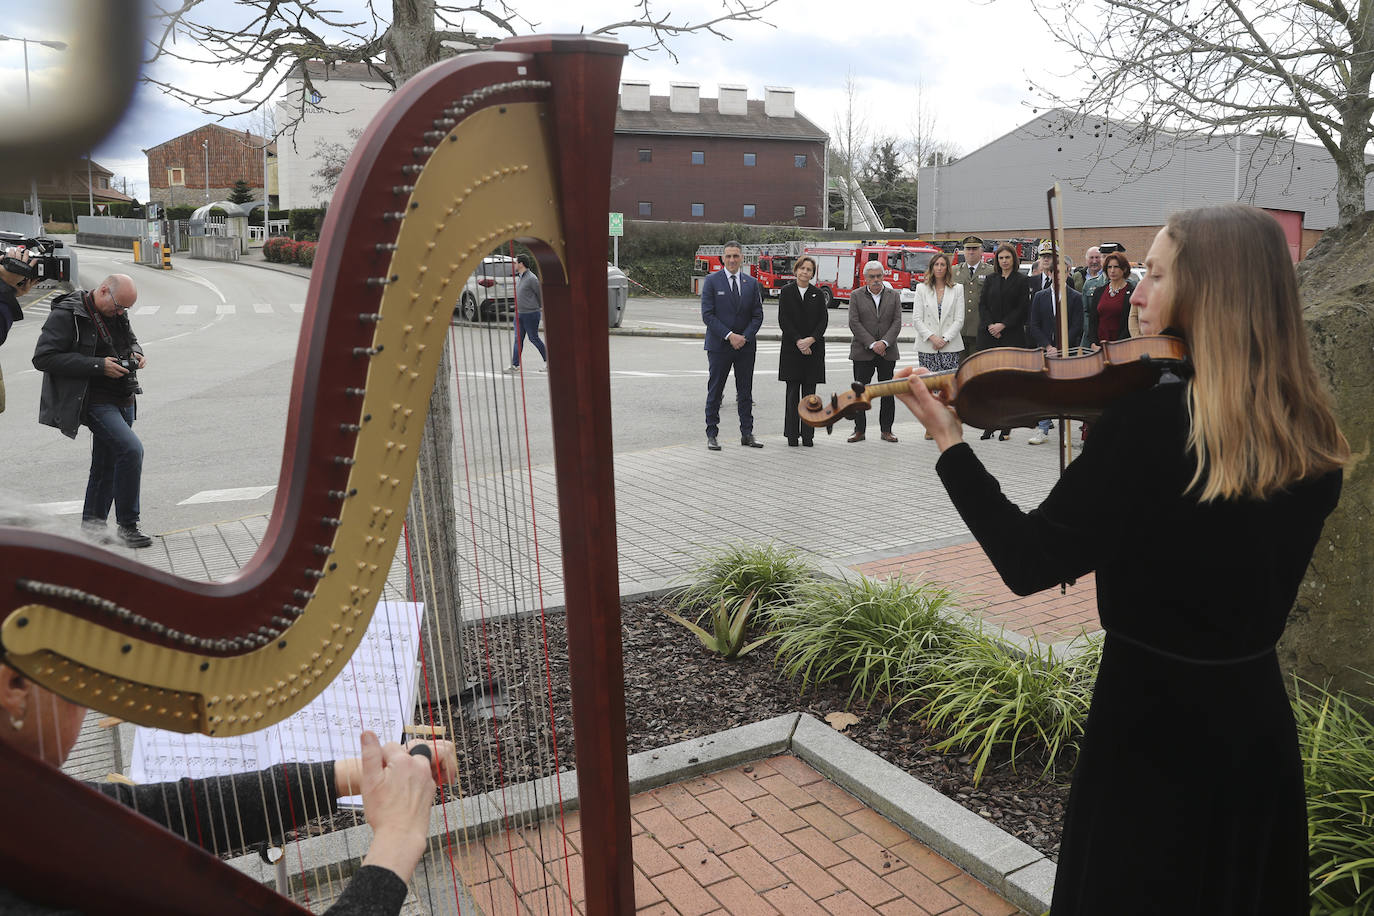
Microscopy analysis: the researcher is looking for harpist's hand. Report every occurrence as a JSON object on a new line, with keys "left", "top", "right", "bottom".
{"left": 358, "top": 731, "right": 435, "bottom": 883}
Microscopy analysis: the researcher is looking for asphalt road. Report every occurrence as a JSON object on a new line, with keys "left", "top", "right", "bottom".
{"left": 3, "top": 253, "right": 921, "bottom": 535}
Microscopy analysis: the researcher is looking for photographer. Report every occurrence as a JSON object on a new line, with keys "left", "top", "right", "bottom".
{"left": 32, "top": 274, "right": 152, "bottom": 548}
{"left": 0, "top": 249, "right": 39, "bottom": 416}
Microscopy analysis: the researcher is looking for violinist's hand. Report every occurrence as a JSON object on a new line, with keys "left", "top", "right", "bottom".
{"left": 894, "top": 366, "right": 963, "bottom": 452}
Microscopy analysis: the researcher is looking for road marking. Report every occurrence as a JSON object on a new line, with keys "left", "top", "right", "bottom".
{"left": 175, "top": 268, "right": 228, "bottom": 303}
{"left": 616, "top": 370, "right": 671, "bottom": 377}
{"left": 253, "top": 303, "right": 273, "bottom": 314}
{"left": 135, "top": 305, "right": 160, "bottom": 316}
{"left": 31, "top": 500, "right": 83, "bottom": 516}
{"left": 178, "top": 486, "right": 277, "bottom": 505}
{"left": 216, "top": 304, "right": 236, "bottom": 315}
{"left": 175, "top": 305, "right": 196, "bottom": 315}
{"left": 289, "top": 303, "right": 305, "bottom": 313}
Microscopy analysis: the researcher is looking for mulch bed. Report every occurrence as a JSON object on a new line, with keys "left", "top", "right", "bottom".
{"left": 428, "top": 596, "right": 1068, "bottom": 860}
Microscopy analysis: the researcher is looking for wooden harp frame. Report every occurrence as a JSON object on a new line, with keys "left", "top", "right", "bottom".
{"left": 0, "top": 35, "right": 634, "bottom": 914}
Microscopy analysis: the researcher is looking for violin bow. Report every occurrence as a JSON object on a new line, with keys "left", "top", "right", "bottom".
{"left": 1046, "top": 183, "right": 1074, "bottom": 471}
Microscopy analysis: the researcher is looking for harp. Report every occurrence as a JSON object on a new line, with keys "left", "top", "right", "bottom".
{"left": 0, "top": 35, "right": 634, "bottom": 914}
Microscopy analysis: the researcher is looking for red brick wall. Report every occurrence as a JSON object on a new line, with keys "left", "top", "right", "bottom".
{"left": 612, "top": 134, "right": 826, "bottom": 225}
{"left": 147, "top": 126, "right": 267, "bottom": 201}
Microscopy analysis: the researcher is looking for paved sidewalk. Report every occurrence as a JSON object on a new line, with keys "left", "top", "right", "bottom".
{"left": 461, "top": 755, "right": 1021, "bottom": 915}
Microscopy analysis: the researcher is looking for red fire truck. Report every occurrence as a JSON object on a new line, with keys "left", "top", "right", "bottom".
{"left": 802, "top": 241, "right": 943, "bottom": 308}
{"left": 692, "top": 242, "right": 804, "bottom": 297}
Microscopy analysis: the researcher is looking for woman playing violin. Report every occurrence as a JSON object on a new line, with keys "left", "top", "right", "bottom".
{"left": 896, "top": 204, "right": 1348, "bottom": 914}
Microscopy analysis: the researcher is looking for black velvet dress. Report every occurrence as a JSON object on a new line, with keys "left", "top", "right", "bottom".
{"left": 935, "top": 379, "right": 1342, "bottom": 914}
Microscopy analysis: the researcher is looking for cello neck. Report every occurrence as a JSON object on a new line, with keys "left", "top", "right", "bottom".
{"left": 862, "top": 370, "right": 955, "bottom": 401}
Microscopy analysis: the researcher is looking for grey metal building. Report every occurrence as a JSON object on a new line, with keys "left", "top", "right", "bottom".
{"left": 918, "top": 110, "right": 1369, "bottom": 260}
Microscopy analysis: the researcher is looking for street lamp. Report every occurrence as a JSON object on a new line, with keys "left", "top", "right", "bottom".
{"left": 0, "top": 34, "right": 69, "bottom": 231}
{"left": 202, "top": 139, "right": 210, "bottom": 204}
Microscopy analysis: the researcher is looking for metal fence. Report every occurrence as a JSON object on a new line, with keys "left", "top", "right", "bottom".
{"left": 76, "top": 215, "right": 145, "bottom": 238}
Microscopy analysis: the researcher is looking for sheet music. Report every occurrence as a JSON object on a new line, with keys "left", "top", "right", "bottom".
{"left": 130, "top": 600, "right": 425, "bottom": 794}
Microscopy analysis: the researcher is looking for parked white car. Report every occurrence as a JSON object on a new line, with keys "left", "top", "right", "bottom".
{"left": 457, "top": 255, "right": 518, "bottom": 322}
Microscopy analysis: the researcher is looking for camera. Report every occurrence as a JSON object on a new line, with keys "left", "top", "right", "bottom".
{"left": 113, "top": 357, "right": 139, "bottom": 373}
{"left": 0, "top": 232, "right": 72, "bottom": 284}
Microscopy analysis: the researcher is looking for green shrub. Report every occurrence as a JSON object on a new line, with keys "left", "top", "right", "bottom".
{"left": 914, "top": 629, "right": 1101, "bottom": 782}
{"left": 672, "top": 542, "right": 815, "bottom": 621}
{"left": 768, "top": 576, "right": 967, "bottom": 705}
{"left": 665, "top": 593, "right": 773, "bottom": 660}
{"left": 1296, "top": 678, "right": 1374, "bottom": 913}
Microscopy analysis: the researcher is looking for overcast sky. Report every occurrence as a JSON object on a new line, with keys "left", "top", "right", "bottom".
{"left": 2, "top": 0, "right": 1078, "bottom": 201}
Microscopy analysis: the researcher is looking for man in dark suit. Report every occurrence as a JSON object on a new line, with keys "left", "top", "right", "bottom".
{"left": 847, "top": 260, "right": 903, "bottom": 443}
{"left": 1025, "top": 256, "right": 1084, "bottom": 446}
{"left": 701, "top": 240, "right": 765, "bottom": 450}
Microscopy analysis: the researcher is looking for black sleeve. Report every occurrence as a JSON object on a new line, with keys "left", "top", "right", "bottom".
{"left": 810, "top": 292, "right": 829, "bottom": 340}
{"left": 323, "top": 865, "right": 409, "bottom": 916}
{"left": 1084, "top": 286, "right": 1102, "bottom": 345}
{"left": 776, "top": 287, "right": 801, "bottom": 341}
{"left": 1004, "top": 276, "right": 1030, "bottom": 333}
{"left": 934, "top": 406, "right": 1129, "bottom": 594}
{"left": 94, "top": 762, "right": 340, "bottom": 854}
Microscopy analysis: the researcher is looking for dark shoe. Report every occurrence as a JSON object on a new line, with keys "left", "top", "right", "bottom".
{"left": 81, "top": 520, "right": 118, "bottom": 546}
{"left": 979, "top": 430, "right": 994, "bottom": 440}
{"left": 998, "top": 431, "right": 1011, "bottom": 441}
{"left": 801, "top": 439, "right": 814, "bottom": 447}
{"left": 706, "top": 436, "right": 721, "bottom": 451}
{"left": 787, "top": 438, "right": 799, "bottom": 447}
{"left": 117, "top": 525, "right": 153, "bottom": 549}
{"left": 741, "top": 435, "right": 764, "bottom": 448}
{"left": 847, "top": 433, "right": 865, "bottom": 443}
{"left": 880, "top": 431, "right": 899, "bottom": 443}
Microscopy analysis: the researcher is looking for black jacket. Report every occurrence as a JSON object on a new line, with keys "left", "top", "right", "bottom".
{"left": 1027, "top": 286, "right": 1084, "bottom": 351}
{"left": 776, "top": 281, "right": 828, "bottom": 384}
{"left": 976, "top": 271, "right": 1030, "bottom": 350}
{"left": 0, "top": 279, "right": 22, "bottom": 347}
{"left": 32, "top": 289, "right": 143, "bottom": 439}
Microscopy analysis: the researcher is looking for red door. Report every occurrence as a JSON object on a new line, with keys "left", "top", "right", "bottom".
{"left": 1262, "top": 209, "right": 1303, "bottom": 262}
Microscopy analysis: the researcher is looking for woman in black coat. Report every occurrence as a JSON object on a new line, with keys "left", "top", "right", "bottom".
{"left": 975, "top": 244, "right": 1030, "bottom": 440}
{"left": 777, "top": 255, "right": 827, "bottom": 447}
{"left": 895, "top": 204, "right": 1349, "bottom": 915}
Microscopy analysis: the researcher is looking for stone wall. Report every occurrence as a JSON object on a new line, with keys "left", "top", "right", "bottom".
{"left": 1277, "top": 212, "right": 1374, "bottom": 696}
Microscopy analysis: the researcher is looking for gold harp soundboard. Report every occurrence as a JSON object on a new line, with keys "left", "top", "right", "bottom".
{"left": 0, "top": 35, "right": 634, "bottom": 914}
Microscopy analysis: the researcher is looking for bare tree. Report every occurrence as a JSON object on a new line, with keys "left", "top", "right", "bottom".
{"left": 830, "top": 69, "right": 869, "bottom": 230}
{"left": 310, "top": 128, "right": 364, "bottom": 197}
{"left": 144, "top": 0, "right": 778, "bottom": 702}
{"left": 1030, "top": 0, "right": 1373, "bottom": 227}
{"left": 903, "top": 78, "right": 958, "bottom": 172}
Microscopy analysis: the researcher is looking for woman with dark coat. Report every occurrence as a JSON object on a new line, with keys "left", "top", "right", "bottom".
{"left": 975, "top": 244, "right": 1030, "bottom": 440}
{"left": 1083, "top": 251, "right": 1136, "bottom": 348}
{"left": 895, "top": 204, "right": 1349, "bottom": 915}
{"left": 777, "top": 255, "right": 827, "bottom": 447}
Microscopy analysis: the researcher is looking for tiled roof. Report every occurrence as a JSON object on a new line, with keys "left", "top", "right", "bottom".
{"left": 288, "top": 60, "right": 393, "bottom": 82}
{"left": 615, "top": 96, "right": 827, "bottom": 141}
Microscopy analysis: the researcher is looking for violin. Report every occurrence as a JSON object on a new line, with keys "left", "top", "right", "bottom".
{"left": 798, "top": 335, "right": 1190, "bottom": 431}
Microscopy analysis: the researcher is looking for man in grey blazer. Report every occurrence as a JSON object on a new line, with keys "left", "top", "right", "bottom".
{"left": 847, "top": 260, "right": 902, "bottom": 443}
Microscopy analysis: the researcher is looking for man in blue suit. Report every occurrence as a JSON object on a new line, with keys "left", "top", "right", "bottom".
{"left": 701, "top": 240, "right": 765, "bottom": 450}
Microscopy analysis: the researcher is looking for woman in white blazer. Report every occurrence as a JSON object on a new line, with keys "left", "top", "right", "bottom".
{"left": 912, "top": 252, "right": 964, "bottom": 373}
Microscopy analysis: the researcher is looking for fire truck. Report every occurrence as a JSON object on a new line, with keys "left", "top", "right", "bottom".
{"left": 692, "top": 242, "right": 805, "bottom": 297}
{"left": 802, "top": 241, "right": 943, "bottom": 308}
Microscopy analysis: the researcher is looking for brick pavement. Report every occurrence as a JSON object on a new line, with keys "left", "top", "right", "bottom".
{"left": 851, "top": 540, "right": 1102, "bottom": 645}
{"left": 449, "top": 755, "right": 1023, "bottom": 915}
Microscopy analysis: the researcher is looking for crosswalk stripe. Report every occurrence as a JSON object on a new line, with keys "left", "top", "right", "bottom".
{"left": 216, "top": 304, "right": 236, "bottom": 315}
{"left": 175, "top": 305, "right": 196, "bottom": 315}
{"left": 135, "top": 305, "right": 159, "bottom": 316}
{"left": 31, "top": 500, "right": 83, "bottom": 516}
{"left": 253, "top": 303, "right": 273, "bottom": 314}
{"left": 289, "top": 303, "right": 305, "bottom": 313}
{"left": 178, "top": 486, "right": 277, "bottom": 505}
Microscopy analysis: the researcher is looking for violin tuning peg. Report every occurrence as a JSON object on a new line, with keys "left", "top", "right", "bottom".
{"left": 851, "top": 382, "right": 865, "bottom": 395}
{"left": 830, "top": 393, "right": 839, "bottom": 409}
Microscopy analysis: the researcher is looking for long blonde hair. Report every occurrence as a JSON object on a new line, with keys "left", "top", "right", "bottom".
{"left": 1159, "top": 205, "right": 1348, "bottom": 501}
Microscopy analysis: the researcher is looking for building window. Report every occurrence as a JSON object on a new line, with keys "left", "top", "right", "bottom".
{"left": 691, "top": 151, "right": 705, "bottom": 165}
{"left": 743, "top": 152, "right": 756, "bottom": 167}
{"left": 742, "top": 204, "right": 756, "bottom": 219}
{"left": 691, "top": 202, "right": 704, "bottom": 217}
{"left": 794, "top": 154, "right": 807, "bottom": 168}
{"left": 168, "top": 168, "right": 185, "bottom": 186}
{"left": 638, "top": 201, "right": 652, "bottom": 217}
{"left": 638, "top": 148, "right": 652, "bottom": 162}
{"left": 793, "top": 205, "right": 806, "bottom": 219}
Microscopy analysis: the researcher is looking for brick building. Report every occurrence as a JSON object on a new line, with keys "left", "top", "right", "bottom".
{"left": 612, "top": 82, "right": 828, "bottom": 227}
{"left": 0, "top": 158, "right": 134, "bottom": 208}
{"left": 144, "top": 124, "right": 276, "bottom": 210}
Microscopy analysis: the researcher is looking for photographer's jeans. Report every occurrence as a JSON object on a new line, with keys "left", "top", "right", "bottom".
{"left": 82, "top": 402, "right": 142, "bottom": 528}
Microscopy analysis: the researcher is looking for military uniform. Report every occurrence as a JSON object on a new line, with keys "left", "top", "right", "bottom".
{"left": 950, "top": 255, "right": 995, "bottom": 357}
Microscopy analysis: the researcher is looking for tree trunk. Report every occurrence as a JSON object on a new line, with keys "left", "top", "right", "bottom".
{"left": 387, "top": 0, "right": 467, "bottom": 704}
